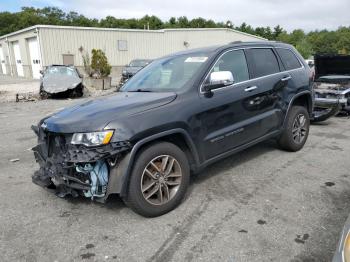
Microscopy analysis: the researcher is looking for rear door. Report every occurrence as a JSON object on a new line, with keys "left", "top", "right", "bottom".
{"left": 243, "top": 48, "right": 288, "bottom": 130}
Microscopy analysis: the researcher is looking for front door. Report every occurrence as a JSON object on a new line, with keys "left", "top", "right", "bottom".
{"left": 198, "top": 48, "right": 284, "bottom": 160}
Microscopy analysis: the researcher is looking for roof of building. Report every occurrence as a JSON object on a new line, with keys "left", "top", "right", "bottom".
{"left": 0, "top": 24, "right": 266, "bottom": 41}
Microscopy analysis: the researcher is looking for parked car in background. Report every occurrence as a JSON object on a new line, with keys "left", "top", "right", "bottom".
{"left": 313, "top": 54, "right": 350, "bottom": 114}
{"left": 32, "top": 42, "right": 314, "bottom": 217}
{"left": 119, "top": 59, "right": 152, "bottom": 87}
{"left": 40, "top": 65, "right": 84, "bottom": 98}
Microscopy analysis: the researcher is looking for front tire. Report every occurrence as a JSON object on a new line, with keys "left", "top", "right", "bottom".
{"left": 278, "top": 105, "right": 310, "bottom": 152}
{"left": 125, "top": 142, "right": 190, "bottom": 217}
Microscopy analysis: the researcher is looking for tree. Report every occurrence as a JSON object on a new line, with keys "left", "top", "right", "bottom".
{"left": 91, "top": 49, "right": 111, "bottom": 78}
{"left": 1, "top": 6, "right": 350, "bottom": 56}
{"left": 273, "top": 25, "right": 284, "bottom": 39}
{"left": 296, "top": 39, "right": 313, "bottom": 58}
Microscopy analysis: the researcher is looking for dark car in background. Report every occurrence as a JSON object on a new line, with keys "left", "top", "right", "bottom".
{"left": 32, "top": 42, "right": 314, "bottom": 217}
{"left": 40, "top": 65, "right": 84, "bottom": 98}
{"left": 119, "top": 59, "right": 152, "bottom": 86}
{"left": 313, "top": 54, "right": 350, "bottom": 114}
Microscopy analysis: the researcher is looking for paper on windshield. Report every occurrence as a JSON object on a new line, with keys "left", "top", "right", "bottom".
{"left": 185, "top": 57, "right": 208, "bottom": 63}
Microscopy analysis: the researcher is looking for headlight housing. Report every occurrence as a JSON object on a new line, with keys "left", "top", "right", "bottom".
{"left": 71, "top": 130, "right": 114, "bottom": 147}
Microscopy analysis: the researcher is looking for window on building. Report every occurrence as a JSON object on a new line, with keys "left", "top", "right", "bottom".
{"left": 118, "top": 40, "right": 128, "bottom": 51}
{"left": 62, "top": 54, "right": 74, "bottom": 66}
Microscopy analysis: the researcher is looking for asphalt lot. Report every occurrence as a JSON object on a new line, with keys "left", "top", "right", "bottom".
{"left": 0, "top": 96, "right": 350, "bottom": 262}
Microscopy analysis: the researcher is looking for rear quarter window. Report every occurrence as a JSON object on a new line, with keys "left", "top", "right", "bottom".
{"left": 276, "top": 48, "right": 302, "bottom": 70}
{"left": 246, "top": 48, "right": 280, "bottom": 78}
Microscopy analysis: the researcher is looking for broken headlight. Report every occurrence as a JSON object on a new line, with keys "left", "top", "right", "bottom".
{"left": 71, "top": 130, "right": 114, "bottom": 147}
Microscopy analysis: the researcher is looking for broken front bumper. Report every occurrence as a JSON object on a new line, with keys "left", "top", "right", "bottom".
{"left": 31, "top": 125, "right": 131, "bottom": 200}
{"left": 312, "top": 98, "right": 341, "bottom": 122}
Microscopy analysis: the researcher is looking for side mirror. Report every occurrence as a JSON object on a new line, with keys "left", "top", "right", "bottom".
{"left": 203, "top": 71, "right": 234, "bottom": 97}
{"left": 39, "top": 70, "right": 44, "bottom": 75}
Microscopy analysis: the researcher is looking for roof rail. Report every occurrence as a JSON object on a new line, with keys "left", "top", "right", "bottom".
{"left": 229, "top": 41, "right": 242, "bottom": 44}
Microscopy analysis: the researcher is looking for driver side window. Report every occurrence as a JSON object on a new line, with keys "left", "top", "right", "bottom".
{"left": 209, "top": 49, "right": 249, "bottom": 84}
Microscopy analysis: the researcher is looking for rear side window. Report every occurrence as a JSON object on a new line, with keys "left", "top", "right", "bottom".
{"left": 209, "top": 49, "right": 249, "bottom": 83}
{"left": 276, "top": 48, "right": 302, "bottom": 70}
{"left": 247, "top": 48, "right": 280, "bottom": 78}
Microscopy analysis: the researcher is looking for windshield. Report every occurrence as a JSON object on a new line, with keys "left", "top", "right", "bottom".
{"left": 129, "top": 60, "right": 151, "bottom": 67}
{"left": 121, "top": 52, "right": 211, "bottom": 92}
{"left": 45, "top": 66, "right": 78, "bottom": 77}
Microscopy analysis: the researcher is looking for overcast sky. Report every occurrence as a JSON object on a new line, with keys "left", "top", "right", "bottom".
{"left": 1, "top": 0, "right": 350, "bottom": 32}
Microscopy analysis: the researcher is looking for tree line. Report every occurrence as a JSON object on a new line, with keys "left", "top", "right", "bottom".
{"left": 1, "top": 7, "right": 349, "bottom": 58}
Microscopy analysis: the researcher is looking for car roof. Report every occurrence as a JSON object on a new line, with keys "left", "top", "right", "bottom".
{"left": 48, "top": 64, "right": 76, "bottom": 68}
{"left": 164, "top": 41, "right": 293, "bottom": 58}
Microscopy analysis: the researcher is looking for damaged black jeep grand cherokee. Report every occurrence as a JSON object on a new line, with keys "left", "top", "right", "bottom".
{"left": 32, "top": 42, "right": 313, "bottom": 217}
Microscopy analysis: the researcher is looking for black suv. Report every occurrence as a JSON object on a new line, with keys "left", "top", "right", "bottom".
{"left": 32, "top": 42, "right": 313, "bottom": 217}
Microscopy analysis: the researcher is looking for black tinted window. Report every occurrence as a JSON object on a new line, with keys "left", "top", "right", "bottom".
{"left": 248, "top": 48, "right": 280, "bottom": 78}
{"left": 210, "top": 50, "right": 249, "bottom": 83}
{"left": 276, "top": 48, "right": 302, "bottom": 70}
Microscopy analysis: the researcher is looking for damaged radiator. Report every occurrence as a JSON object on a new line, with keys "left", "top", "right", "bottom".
{"left": 32, "top": 126, "right": 131, "bottom": 199}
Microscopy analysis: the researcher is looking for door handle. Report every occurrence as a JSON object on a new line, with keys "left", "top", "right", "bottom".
{"left": 281, "top": 76, "right": 292, "bottom": 81}
{"left": 244, "top": 86, "right": 258, "bottom": 92}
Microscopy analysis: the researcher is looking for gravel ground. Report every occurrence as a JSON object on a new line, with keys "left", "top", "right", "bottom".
{"left": 0, "top": 96, "right": 350, "bottom": 262}
{"left": 0, "top": 75, "right": 40, "bottom": 102}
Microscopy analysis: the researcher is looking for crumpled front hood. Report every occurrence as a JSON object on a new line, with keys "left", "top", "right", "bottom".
{"left": 42, "top": 92, "right": 177, "bottom": 133}
{"left": 42, "top": 74, "right": 82, "bottom": 94}
{"left": 315, "top": 54, "right": 350, "bottom": 81}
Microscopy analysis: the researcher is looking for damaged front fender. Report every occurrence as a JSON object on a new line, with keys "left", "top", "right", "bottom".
{"left": 31, "top": 124, "right": 133, "bottom": 201}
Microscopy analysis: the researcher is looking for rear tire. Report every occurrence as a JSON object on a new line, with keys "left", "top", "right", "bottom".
{"left": 278, "top": 105, "right": 310, "bottom": 152}
{"left": 125, "top": 142, "right": 190, "bottom": 217}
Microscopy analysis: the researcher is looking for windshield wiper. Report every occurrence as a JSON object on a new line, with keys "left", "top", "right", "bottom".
{"left": 128, "top": 89, "right": 153, "bottom": 92}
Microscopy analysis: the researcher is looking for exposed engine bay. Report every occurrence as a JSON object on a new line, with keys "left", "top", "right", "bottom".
{"left": 31, "top": 124, "right": 131, "bottom": 201}
{"left": 313, "top": 54, "right": 350, "bottom": 113}
{"left": 314, "top": 81, "right": 350, "bottom": 112}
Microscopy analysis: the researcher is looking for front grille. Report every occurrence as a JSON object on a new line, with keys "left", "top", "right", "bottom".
{"left": 47, "top": 133, "right": 67, "bottom": 157}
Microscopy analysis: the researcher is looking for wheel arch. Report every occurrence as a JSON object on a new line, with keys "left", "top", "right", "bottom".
{"left": 105, "top": 128, "right": 199, "bottom": 198}
{"left": 283, "top": 91, "right": 313, "bottom": 128}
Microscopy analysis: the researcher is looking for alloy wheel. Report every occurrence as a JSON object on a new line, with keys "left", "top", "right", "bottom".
{"left": 141, "top": 155, "right": 182, "bottom": 205}
{"left": 292, "top": 113, "right": 307, "bottom": 144}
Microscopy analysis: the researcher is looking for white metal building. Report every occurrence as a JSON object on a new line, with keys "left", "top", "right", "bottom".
{"left": 0, "top": 25, "right": 265, "bottom": 79}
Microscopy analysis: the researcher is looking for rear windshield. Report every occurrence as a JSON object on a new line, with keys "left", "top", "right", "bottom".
{"left": 46, "top": 66, "right": 78, "bottom": 77}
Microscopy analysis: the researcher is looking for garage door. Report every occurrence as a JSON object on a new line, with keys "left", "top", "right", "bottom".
{"left": 13, "top": 41, "right": 24, "bottom": 77}
{"left": 28, "top": 38, "right": 41, "bottom": 79}
{"left": 0, "top": 46, "right": 6, "bottom": 74}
